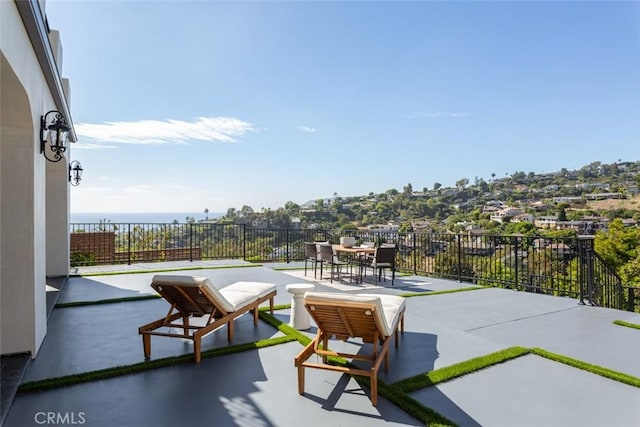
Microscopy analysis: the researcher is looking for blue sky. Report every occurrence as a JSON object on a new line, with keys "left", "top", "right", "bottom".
{"left": 46, "top": 1, "right": 639, "bottom": 214}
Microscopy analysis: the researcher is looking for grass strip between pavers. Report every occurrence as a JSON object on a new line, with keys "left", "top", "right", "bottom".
{"left": 18, "top": 335, "right": 296, "bottom": 394}
{"left": 531, "top": 348, "right": 640, "bottom": 388}
{"left": 400, "top": 286, "right": 487, "bottom": 298}
{"left": 55, "top": 294, "right": 161, "bottom": 308}
{"left": 75, "top": 263, "right": 262, "bottom": 277}
{"left": 613, "top": 319, "right": 640, "bottom": 330}
{"left": 258, "top": 310, "right": 311, "bottom": 346}
{"left": 392, "top": 346, "right": 530, "bottom": 393}
{"left": 259, "top": 303, "right": 291, "bottom": 312}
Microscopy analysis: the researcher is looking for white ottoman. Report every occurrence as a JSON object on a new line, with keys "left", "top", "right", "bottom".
{"left": 285, "top": 283, "right": 315, "bottom": 330}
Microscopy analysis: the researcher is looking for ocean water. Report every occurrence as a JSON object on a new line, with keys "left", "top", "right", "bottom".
{"left": 70, "top": 212, "right": 223, "bottom": 224}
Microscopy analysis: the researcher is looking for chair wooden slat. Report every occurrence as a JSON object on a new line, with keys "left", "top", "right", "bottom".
{"left": 295, "top": 293, "right": 405, "bottom": 406}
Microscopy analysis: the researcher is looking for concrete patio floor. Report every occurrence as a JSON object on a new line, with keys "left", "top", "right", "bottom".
{"left": 3, "top": 261, "right": 640, "bottom": 426}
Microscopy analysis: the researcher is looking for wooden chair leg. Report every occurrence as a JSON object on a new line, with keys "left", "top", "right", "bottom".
{"left": 142, "top": 335, "right": 151, "bottom": 359}
{"left": 228, "top": 319, "right": 234, "bottom": 341}
{"left": 183, "top": 315, "right": 189, "bottom": 336}
{"left": 371, "top": 370, "right": 378, "bottom": 407}
{"left": 297, "top": 365, "right": 306, "bottom": 395}
{"left": 194, "top": 338, "right": 202, "bottom": 364}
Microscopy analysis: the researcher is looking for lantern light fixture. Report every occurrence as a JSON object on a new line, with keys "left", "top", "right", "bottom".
{"left": 69, "top": 160, "right": 83, "bottom": 186}
{"left": 40, "top": 110, "right": 70, "bottom": 162}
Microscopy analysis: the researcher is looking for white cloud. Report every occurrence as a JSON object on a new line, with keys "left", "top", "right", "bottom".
{"left": 74, "top": 116, "right": 256, "bottom": 147}
{"left": 409, "top": 112, "right": 468, "bottom": 119}
{"left": 72, "top": 142, "right": 119, "bottom": 150}
{"left": 297, "top": 126, "right": 317, "bottom": 133}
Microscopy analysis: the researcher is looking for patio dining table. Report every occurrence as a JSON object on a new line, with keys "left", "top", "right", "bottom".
{"left": 332, "top": 244, "right": 376, "bottom": 283}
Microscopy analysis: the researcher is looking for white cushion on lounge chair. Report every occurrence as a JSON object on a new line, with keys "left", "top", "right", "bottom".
{"left": 359, "top": 293, "right": 406, "bottom": 336}
{"left": 303, "top": 292, "right": 404, "bottom": 337}
{"left": 216, "top": 290, "right": 256, "bottom": 311}
{"left": 223, "top": 281, "right": 278, "bottom": 299}
{"left": 151, "top": 275, "right": 276, "bottom": 313}
{"left": 220, "top": 282, "right": 277, "bottom": 311}
{"left": 152, "top": 274, "right": 235, "bottom": 311}
{"left": 152, "top": 274, "right": 209, "bottom": 288}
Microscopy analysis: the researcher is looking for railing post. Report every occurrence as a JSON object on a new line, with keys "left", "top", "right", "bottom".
{"left": 577, "top": 238, "right": 585, "bottom": 305}
{"left": 456, "top": 234, "right": 462, "bottom": 282}
{"left": 189, "top": 223, "right": 193, "bottom": 262}
{"left": 286, "top": 229, "right": 290, "bottom": 263}
{"left": 413, "top": 232, "right": 417, "bottom": 276}
{"left": 243, "top": 224, "right": 246, "bottom": 261}
{"left": 514, "top": 235, "right": 520, "bottom": 290}
{"left": 127, "top": 223, "right": 131, "bottom": 265}
{"left": 579, "top": 236, "right": 595, "bottom": 306}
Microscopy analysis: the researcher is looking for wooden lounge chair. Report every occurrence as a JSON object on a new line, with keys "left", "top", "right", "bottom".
{"left": 294, "top": 292, "right": 406, "bottom": 406}
{"left": 139, "top": 275, "right": 277, "bottom": 363}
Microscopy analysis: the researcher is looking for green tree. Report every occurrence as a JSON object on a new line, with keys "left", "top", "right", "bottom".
{"left": 455, "top": 178, "right": 469, "bottom": 189}
{"left": 558, "top": 204, "right": 568, "bottom": 221}
{"left": 595, "top": 218, "right": 640, "bottom": 272}
{"left": 620, "top": 253, "right": 640, "bottom": 287}
{"left": 340, "top": 223, "right": 358, "bottom": 231}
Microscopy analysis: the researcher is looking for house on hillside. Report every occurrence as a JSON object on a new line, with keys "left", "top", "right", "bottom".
{"left": 534, "top": 216, "right": 558, "bottom": 229}
{"left": 489, "top": 207, "right": 524, "bottom": 223}
{"left": 512, "top": 213, "right": 534, "bottom": 223}
{"left": 530, "top": 201, "right": 554, "bottom": 211}
{"left": 552, "top": 196, "right": 582, "bottom": 203}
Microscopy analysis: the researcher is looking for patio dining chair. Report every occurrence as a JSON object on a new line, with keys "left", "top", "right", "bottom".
{"left": 318, "top": 244, "right": 348, "bottom": 283}
{"left": 294, "top": 292, "right": 406, "bottom": 406}
{"left": 139, "top": 275, "right": 277, "bottom": 363}
{"left": 304, "top": 242, "right": 324, "bottom": 279}
{"left": 360, "top": 245, "right": 397, "bottom": 285}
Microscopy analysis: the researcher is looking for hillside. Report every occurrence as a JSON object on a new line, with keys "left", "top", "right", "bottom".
{"left": 587, "top": 194, "right": 640, "bottom": 211}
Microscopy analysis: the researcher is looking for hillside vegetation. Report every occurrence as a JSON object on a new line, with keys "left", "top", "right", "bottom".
{"left": 587, "top": 194, "right": 640, "bottom": 211}
{"left": 217, "top": 160, "right": 640, "bottom": 233}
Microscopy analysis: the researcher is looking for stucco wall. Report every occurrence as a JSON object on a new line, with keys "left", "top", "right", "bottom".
{"left": 1, "top": 0, "right": 68, "bottom": 356}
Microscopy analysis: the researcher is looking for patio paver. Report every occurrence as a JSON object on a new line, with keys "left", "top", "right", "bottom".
{"left": 4, "top": 263, "right": 640, "bottom": 426}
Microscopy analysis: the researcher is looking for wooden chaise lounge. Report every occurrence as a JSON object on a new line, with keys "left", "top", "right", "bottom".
{"left": 139, "top": 274, "right": 277, "bottom": 363}
{"left": 294, "top": 292, "right": 406, "bottom": 406}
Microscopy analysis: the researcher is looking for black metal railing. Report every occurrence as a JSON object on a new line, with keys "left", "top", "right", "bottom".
{"left": 69, "top": 223, "right": 639, "bottom": 312}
